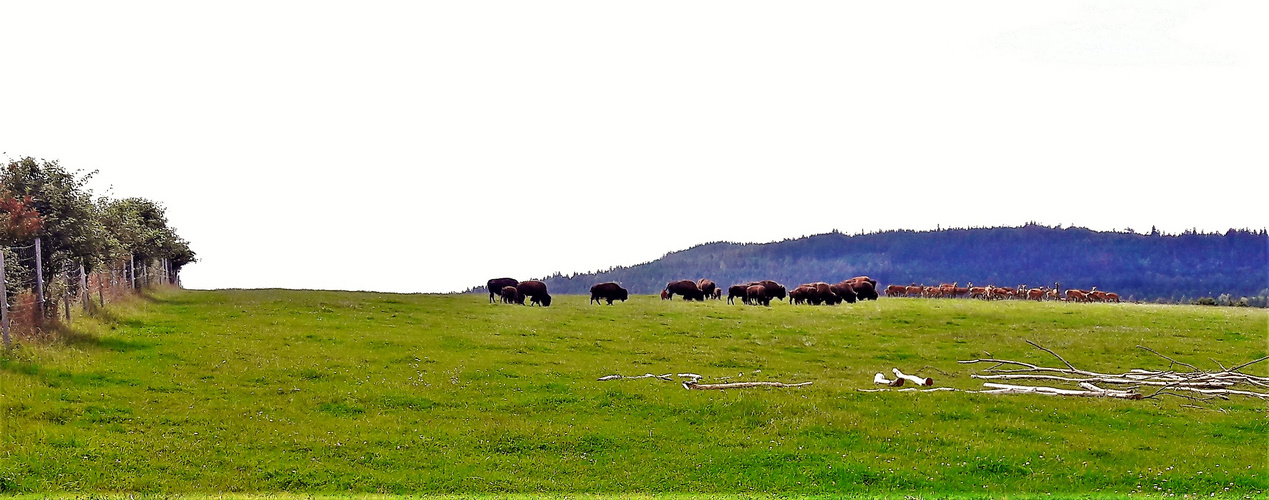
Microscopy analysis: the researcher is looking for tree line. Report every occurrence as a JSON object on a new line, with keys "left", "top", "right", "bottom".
{"left": 472, "top": 224, "right": 1267, "bottom": 305}
{"left": 0, "top": 156, "right": 194, "bottom": 319}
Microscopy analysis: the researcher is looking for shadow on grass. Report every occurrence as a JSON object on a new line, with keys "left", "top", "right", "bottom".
{"left": 51, "top": 321, "right": 154, "bottom": 352}
{"left": 133, "top": 286, "right": 190, "bottom": 305}
{"left": 2, "top": 294, "right": 156, "bottom": 355}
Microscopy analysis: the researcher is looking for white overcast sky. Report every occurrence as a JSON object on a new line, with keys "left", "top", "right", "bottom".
{"left": 2, "top": 1, "right": 1265, "bottom": 293}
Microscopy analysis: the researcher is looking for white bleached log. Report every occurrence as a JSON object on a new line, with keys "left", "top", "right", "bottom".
{"left": 684, "top": 380, "right": 812, "bottom": 390}
{"left": 981, "top": 382, "right": 1143, "bottom": 399}
{"left": 893, "top": 368, "right": 933, "bottom": 386}
{"left": 597, "top": 373, "right": 672, "bottom": 381}
{"left": 858, "top": 387, "right": 957, "bottom": 393}
{"left": 874, "top": 373, "right": 904, "bottom": 387}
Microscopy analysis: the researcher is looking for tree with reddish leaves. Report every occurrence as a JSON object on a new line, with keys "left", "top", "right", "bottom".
{"left": 0, "top": 192, "right": 44, "bottom": 244}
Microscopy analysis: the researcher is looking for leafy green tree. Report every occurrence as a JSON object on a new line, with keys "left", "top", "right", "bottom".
{"left": 100, "top": 197, "right": 196, "bottom": 278}
{"left": 2, "top": 157, "right": 108, "bottom": 307}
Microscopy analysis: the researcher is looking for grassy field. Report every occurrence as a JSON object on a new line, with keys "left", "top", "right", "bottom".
{"left": 0, "top": 289, "right": 1265, "bottom": 496}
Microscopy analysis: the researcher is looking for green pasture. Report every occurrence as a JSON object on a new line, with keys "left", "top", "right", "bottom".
{"left": 0, "top": 289, "right": 1265, "bottom": 496}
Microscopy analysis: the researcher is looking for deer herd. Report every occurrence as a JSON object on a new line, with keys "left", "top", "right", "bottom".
{"left": 883, "top": 282, "right": 1120, "bottom": 302}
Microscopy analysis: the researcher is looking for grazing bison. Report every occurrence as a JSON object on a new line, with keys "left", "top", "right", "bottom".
{"left": 516, "top": 280, "right": 552, "bottom": 306}
{"left": 696, "top": 279, "right": 718, "bottom": 299}
{"left": 589, "top": 282, "right": 629, "bottom": 305}
{"left": 789, "top": 284, "right": 814, "bottom": 304}
{"left": 665, "top": 280, "right": 705, "bottom": 301}
{"left": 810, "top": 282, "right": 839, "bottom": 305}
{"left": 846, "top": 276, "right": 878, "bottom": 288}
{"left": 727, "top": 284, "right": 749, "bottom": 304}
{"left": 487, "top": 277, "right": 519, "bottom": 303}
{"left": 660, "top": 289, "right": 670, "bottom": 300}
{"left": 746, "top": 284, "right": 770, "bottom": 306}
{"left": 844, "top": 279, "right": 877, "bottom": 301}
{"left": 499, "top": 286, "right": 519, "bottom": 304}
{"left": 830, "top": 282, "right": 858, "bottom": 303}
{"left": 711, "top": 288, "right": 722, "bottom": 300}
{"left": 755, "top": 280, "right": 787, "bottom": 301}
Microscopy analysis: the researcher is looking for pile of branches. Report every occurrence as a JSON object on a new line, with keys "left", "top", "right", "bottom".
{"left": 958, "top": 340, "right": 1269, "bottom": 402}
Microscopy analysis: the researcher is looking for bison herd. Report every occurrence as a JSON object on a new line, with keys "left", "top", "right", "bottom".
{"left": 486, "top": 278, "right": 554, "bottom": 307}
{"left": 661, "top": 277, "right": 879, "bottom": 307}
{"left": 490, "top": 276, "right": 1117, "bottom": 306}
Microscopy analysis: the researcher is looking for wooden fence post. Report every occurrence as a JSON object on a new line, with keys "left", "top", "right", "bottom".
{"left": 1, "top": 248, "right": 10, "bottom": 349}
{"left": 35, "top": 237, "right": 44, "bottom": 327}
{"left": 63, "top": 271, "right": 71, "bottom": 322}
{"left": 80, "top": 264, "right": 89, "bottom": 312}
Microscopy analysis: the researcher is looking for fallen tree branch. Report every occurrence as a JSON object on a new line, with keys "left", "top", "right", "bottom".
{"left": 874, "top": 373, "right": 904, "bottom": 387}
{"left": 971, "top": 373, "right": 1236, "bottom": 389}
{"left": 917, "top": 365, "right": 955, "bottom": 377}
{"left": 959, "top": 343, "right": 1269, "bottom": 404}
{"left": 1027, "top": 339, "right": 1080, "bottom": 372}
{"left": 858, "top": 387, "right": 957, "bottom": 393}
{"left": 893, "top": 368, "right": 933, "bottom": 386}
{"left": 980, "top": 382, "right": 1143, "bottom": 399}
{"left": 1225, "top": 355, "right": 1269, "bottom": 375}
{"left": 684, "top": 380, "right": 812, "bottom": 390}
{"left": 1137, "top": 345, "right": 1205, "bottom": 373}
{"left": 597, "top": 373, "right": 673, "bottom": 381}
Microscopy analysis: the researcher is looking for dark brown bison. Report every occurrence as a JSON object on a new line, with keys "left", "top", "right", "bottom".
{"left": 809, "top": 282, "right": 839, "bottom": 305}
{"left": 746, "top": 284, "right": 770, "bottom": 306}
{"left": 499, "top": 286, "right": 519, "bottom": 303}
{"left": 665, "top": 280, "right": 705, "bottom": 301}
{"left": 516, "top": 280, "right": 552, "bottom": 306}
{"left": 846, "top": 276, "right": 878, "bottom": 288}
{"left": 843, "top": 279, "right": 877, "bottom": 301}
{"left": 697, "top": 279, "right": 717, "bottom": 299}
{"left": 727, "top": 284, "right": 749, "bottom": 304}
{"left": 589, "top": 282, "right": 629, "bottom": 305}
{"left": 487, "top": 277, "right": 519, "bottom": 303}
{"left": 711, "top": 288, "right": 722, "bottom": 300}
{"left": 789, "top": 284, "right": 813, "bottom": 304}
{"left": 830, "top": 282, "right": 858, "bottom": 303}
{"left": 755, "top": 280, "right": 787, "bottom": 301}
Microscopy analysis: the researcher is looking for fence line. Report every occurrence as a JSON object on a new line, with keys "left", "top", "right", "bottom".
{"left": 1, "top": 236, "right": 181, "bottom": 347}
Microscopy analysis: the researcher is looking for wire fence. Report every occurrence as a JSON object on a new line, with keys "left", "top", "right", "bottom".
{"left": 2, "top": 237, "right": 179, "bottom": 348}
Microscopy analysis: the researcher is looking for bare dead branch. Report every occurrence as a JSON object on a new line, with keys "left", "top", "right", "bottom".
{"left": 1027, "top": 339, "right": 1078, "bottom": 372}
{"left": 971, "top": 373, "right": 1235, "bottom": 389}
{"left": 1225, "top": 355, "right": 1269, "bottom": 374}
{"left": 918, "top": 365, "right": 955, "bottom": 377}
{"left": 1136, "top": 345, "right": 1204, "bottom": 373}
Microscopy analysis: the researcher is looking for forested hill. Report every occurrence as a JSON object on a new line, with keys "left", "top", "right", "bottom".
{"left": 518, "top": 225, "right": 1268, "bottom": 302}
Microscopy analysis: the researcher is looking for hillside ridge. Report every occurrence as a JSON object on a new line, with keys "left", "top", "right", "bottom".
{"left": 477, "top": 224, "right": 1268, "bottom": 302}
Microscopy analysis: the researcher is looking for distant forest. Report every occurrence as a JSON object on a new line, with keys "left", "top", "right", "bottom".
{"left": 473, "top": 224, "right": 1268, "bottom": 304}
